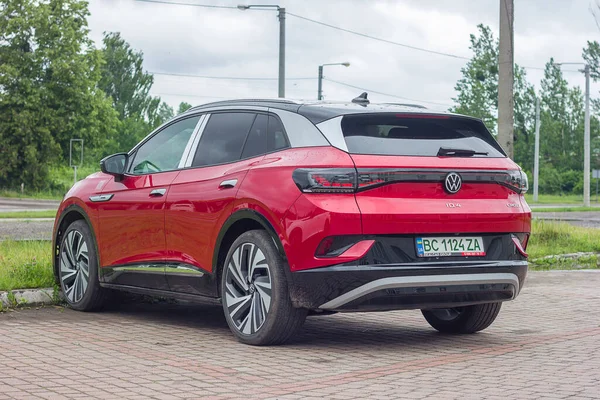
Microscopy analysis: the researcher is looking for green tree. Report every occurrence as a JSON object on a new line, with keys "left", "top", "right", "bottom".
{"left": 98, "top": 32, "right": 177, "bottom": 154}
{"left": 538, "top": 59, "right": 585, "bottom": 172}
{"left": 177, "top": 101, "right": 192, "bottom": 114}
{"left": 0, "top": 0, "right": 118, "bottom": 189}
{"left": 451, "top": 24, "right": 536, "bottom": 170}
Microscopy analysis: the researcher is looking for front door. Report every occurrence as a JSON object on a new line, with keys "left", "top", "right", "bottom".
{"left": 96, "top": 115, "right": 202, "bottom": 289}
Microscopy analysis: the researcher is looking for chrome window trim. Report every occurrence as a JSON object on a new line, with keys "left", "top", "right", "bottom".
{"left": 177, "top": 114, "right": 206, "bottom": 169}
{"left": 315, "top": 116, "right": 347, "bottom": 152}
{"left": 181, "top": 114, "right": 209, "bottom": 168}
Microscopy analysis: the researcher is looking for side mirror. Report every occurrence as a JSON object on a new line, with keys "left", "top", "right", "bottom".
{"left": 100, "top": 153, "right": 128, "bottom": 179}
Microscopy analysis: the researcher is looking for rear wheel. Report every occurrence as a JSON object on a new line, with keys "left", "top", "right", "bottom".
{"left": 421, "top": 302, "right": 502, "bottom": 334}
{"left": 221, "top": 230, "right": 307, "bottom": 345}
{"left": 59, "top": 220, "right": 107, "bottom": 311}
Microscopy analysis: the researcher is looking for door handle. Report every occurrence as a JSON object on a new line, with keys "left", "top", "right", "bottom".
{"left": 219, "top": 179, "right": 238, "bottom": 189}
{"left": 149, "top": 188, "right": 167, "bottom": 197}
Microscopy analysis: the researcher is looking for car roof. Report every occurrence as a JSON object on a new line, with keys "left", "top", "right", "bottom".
{"left": 184, "top": 98, "right": 464, "bottom": 124}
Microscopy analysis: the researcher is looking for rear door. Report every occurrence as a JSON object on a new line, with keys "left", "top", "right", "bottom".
{"left": 164, "top": 111, "right": 269, "bottom": 296}
{"left": 323, "top": 113, "right": 529, "bottom": 236}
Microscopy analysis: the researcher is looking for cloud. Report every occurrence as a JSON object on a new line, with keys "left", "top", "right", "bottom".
{"left": 87, "top": 0, "right": 600, "bottom": 111}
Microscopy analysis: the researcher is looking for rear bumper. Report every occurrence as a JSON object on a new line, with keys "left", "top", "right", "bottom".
{"left": 289, "top": 261, "right": 527, "bottom": 311}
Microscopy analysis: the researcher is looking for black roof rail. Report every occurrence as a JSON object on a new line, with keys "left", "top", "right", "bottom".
{"left": 187, "top": 98, "right": 300, "bottom": 112}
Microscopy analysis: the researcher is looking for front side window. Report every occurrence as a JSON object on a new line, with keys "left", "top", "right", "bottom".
{"left": 192, "top": 113, "right": 256, "bottom": 167}
{"left": 131, "top": 116, "right": 200, "bottom": 174}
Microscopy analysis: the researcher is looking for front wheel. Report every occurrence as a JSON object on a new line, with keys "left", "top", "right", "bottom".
{"left": 59, "top": 220, "right": 107, "bottom": 311}
{"left": 421, "top": 302, "right": 502, "bottom": 334}
{"left": 221, "top": 230, "right": 307, "bottom": 345}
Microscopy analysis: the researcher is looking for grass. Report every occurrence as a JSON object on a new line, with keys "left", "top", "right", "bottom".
{"left": 0, "top": 220, "right": 598, "bottom": 292}
{"left": 524, "top": 193, "right": 584, "bottom": 204}
{"left": 0, "top": 241, "right": 54, "bottom": 291}
{"left": 528, "top": 219, "right": 600, "bottom": 269}
{"left": 0, "top": 210, "right": 57, "bottom": 219}
{"left": 0, "top": 189, "right": 64, "bottom": 201}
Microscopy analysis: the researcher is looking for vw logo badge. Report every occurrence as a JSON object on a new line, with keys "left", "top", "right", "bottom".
{"left": 444, "top": 172, "right": 462, "bottom": 194}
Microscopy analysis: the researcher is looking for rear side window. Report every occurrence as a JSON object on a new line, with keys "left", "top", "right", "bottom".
{"left": 267, "top": 115, "right": 289, "bottom": 152}
{"left": 241, "top": 114, "right": 268, "bottom": 159}
{"left": 341, "top": 114, "right": 505, "bottom": 157}
{"left": 192, "top": 112, "right": 256, "bottom": 167}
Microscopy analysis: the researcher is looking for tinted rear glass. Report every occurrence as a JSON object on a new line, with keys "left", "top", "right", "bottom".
{"left": 192, "top": 112, "right": 256, "bottom": 167}
{"left": 341, "top": 114, "right": 505, "bottom": 157}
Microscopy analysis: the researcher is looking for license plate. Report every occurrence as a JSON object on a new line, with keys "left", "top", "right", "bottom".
{"left": 416, "top": 236, "right": 485, "bottom": 257}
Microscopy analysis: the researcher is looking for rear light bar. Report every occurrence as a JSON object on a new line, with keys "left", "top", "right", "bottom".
{"left": 293, "top": 168, "right": 529, "bottom": 194}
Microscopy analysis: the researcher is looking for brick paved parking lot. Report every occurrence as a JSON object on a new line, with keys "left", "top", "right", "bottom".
{"left": 1, "top": 271, "right": 599, "bottom": 400}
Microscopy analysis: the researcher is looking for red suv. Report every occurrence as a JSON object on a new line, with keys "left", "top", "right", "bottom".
{"left": 53, "top": 97, "right": 531, "bottom": 345}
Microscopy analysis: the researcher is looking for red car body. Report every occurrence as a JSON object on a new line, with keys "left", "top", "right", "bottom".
{"left": 53, "top": 99, "right": 531, "bottom": 343}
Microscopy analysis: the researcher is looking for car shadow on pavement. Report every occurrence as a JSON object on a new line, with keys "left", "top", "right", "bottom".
{"left": 97, "top": 301, "right": 513, "bottom": 350}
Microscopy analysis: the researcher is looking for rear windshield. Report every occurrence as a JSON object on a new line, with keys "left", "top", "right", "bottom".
{"left": 340, "top": 114, "right": 505, "bottom": 157}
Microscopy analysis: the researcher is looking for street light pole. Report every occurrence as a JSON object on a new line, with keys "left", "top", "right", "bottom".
{"left": 557, "top": 62, "right": 591, "bottom": 207}
{"left": 584, "top": 64, "right": 591, "bottom": 207}
{"left": 317, "top": 62, "right": 350, "bottom": 100}
{"left": 238, "top": 4, "right": 285, "bottom": 98}
{"left": 533, "top": 97, "right": 540, "bottom": 202}
{"left": 278, "top": 7, "right": 285, "bottom": 98}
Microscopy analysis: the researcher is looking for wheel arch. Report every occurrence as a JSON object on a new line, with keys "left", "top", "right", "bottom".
{"left": 213, "top": 209, "right": 289, "bottom": 295}
{"left": 53, "top": 204, "right": 98, "bottom": 285}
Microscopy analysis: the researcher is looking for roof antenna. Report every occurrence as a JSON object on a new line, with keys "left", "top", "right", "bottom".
{"left": 352, "top": 92, "right": 369, "bottom": 106}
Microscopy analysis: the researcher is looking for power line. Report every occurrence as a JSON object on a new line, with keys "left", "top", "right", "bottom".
{"left": 135, "top": 0, "right": 237, "bottom": 8}
{"left": 135, "top": 0, "right": 581, "bottom": 74}
{"left": 323, "top": 78, "right": 453, "bottom": 108}
{"left": 286, "top": 12, "right": 470, "bottom": 61}
{"left": 150, "top": 71, "right": 314, "bottom": 80}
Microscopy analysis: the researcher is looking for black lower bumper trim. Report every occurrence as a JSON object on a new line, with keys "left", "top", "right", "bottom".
{"left": 289, "top": 261, "right": 527, "bottom": 311}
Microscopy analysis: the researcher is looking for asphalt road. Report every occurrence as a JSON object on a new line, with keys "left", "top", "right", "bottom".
{"left": 0, "top": 197, "right": 60, "bottom": 213}
{"left": 1, "top": 211, "right": 600, "bottom": 241}
{"left": 0, "top": 271, "right": 598, "bottom": 399}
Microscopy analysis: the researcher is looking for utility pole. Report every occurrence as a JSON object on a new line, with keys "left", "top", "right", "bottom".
{"left": 318, "top": 65, "right": 323, "bottom": 100}
{"left": 584, "top": 64, "right": 591, "bottom": 207}
{"left": 533, "top": 97, "right": 541, "bottom": 202}
{"left": 238, "top": 5, "right": 285, "bottom": 98}
{"left": 278, "top": 7, "right": 286, "bottom": 98}
{"left": 498, "top": 0, "right": 514, "bottom": 158}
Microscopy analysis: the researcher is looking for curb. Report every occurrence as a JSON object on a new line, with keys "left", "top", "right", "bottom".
{"left": 0, "top": 288, "right": 57, "bottom": 308}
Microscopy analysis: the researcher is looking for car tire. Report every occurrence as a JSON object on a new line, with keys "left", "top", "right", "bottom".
{"left": 221, "top": 229, "right": 307, "bottom": 345}
{"left": 421, "top": 302, "right": 502, "bottom": 334}
{"left": 58, "top": 220, "right": 107, "bottom": 311}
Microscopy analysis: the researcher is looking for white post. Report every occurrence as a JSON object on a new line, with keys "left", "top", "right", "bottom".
{"left": 533, "top": 97, "right": 541, "bottom": 202}
{"left": 584, "top": 64, "right": 591, "bottom": 207}
{"left": 74, "top": 166, "right": 77, "bottom": 186}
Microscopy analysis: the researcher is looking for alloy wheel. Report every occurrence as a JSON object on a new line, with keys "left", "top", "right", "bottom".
{"left": 224, "top": 242, "right": 272, "bottom": 335}
{"left": 60, "top": 230, "right": 90, "bottom": 303}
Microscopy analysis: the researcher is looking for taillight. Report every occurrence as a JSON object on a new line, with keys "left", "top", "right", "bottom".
{"left": 512, "top": 233, "right": 529, "bottom": 257}
{"left": 292, "top": 168, "right": 356, "bottom": 193}
{"left": 503, "top": 170, "right": 529, "bottom": 194}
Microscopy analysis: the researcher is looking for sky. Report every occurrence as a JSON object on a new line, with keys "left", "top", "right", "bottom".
{"left": 87, "top": 0, "right": 600, "bottom": 112}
